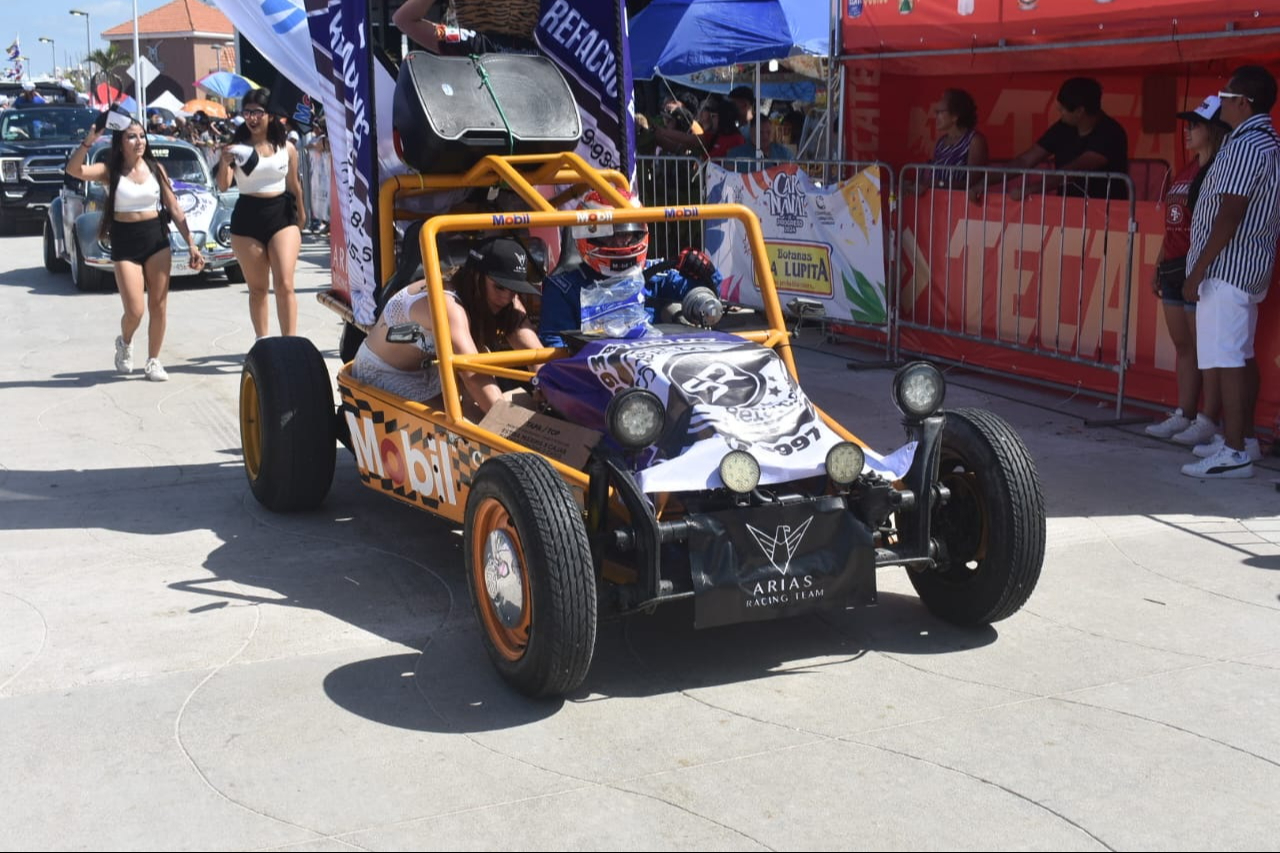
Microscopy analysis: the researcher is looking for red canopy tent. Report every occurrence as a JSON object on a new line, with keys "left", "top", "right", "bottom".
{"left": 838, "top": 1, "right": 1280, "bottom": 426}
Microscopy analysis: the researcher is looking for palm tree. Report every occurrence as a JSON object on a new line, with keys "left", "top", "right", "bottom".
{"left": 86, "top": 44, "right": 132, "bottom": 98}
{"left": 87, "top": 44, "right": 131, "bottom": 78}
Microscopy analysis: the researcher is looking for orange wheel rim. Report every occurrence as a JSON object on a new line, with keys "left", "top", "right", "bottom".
{"left": 239, "top": 371, "right": 262, "bottom": 480}
{"left": 471, "top": 497, "right": 532, "bottom": 661}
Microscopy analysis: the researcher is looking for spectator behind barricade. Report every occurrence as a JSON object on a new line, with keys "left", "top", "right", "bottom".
{"left": 1145, "top": 96, "right": 1230, "bottom": 449}
{"left": 653, "top": 96, "right": 745, "bottom": 160}
{"left": 779, "top": 110, "right": 805, "bottom": 158}
{"left": 909, "top": 88, "right": 989, "bottom": 195}
{"left": 307, "top": 117, "right": 331, "bottom": 235}
{"left": 636, "top": 93, "right": 696, "bottom": 156}
{"left": 972, "top": 77, "right": 1128, "bottom": 202}
{"left": 729, "top": 85, "right": 756, "bottom": 128}
{"left": 725, "top": 115, "right": 792, "bottom": 172}
{"left": 1178, "top": 66, "right": 1280, "bottom": 479}
{"left": 391, "top": 0, "right": 538, "bottom": 54}
{"left": 147, "top": 111, "right": 166, "bottom": 136}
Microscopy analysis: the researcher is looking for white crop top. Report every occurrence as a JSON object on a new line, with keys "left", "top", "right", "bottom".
{"left": 234, "top": 145, "right": 289, "bottom": 194}
{"left": 114, "top": 170, "right": 161, "bottom": 213}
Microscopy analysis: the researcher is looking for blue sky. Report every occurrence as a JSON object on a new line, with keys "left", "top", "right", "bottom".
{"left": 5, "top": 0, "right": 172, "bottom": 77}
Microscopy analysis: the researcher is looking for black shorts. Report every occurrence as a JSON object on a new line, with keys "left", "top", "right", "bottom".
{"left": 1158, "top": 257, "right": 1193, "bottom": 307}
{"left": 230, "top": 193, "right": 297, "bottom": 245}
{"left": 109, "top": 217, "right": 170, "bottom": 264}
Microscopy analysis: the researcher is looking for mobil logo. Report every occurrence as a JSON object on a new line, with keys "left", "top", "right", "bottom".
{"left": 345, "top": 411, "right": 457, "bottom": 505}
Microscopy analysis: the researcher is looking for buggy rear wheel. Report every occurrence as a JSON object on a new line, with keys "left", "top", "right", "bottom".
{"left": 239, "top": 337, "right": 336, "bottom": 511}
{"left": 908, "top": 407, "right": 1045, "bottom": 625}
{"left": 464, "top": 453, "right": 596, "bottom": 697}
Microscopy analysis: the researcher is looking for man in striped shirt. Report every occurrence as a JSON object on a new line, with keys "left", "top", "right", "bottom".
{"left": 1182, "top": 66, "right": 1280, "bottom": 479}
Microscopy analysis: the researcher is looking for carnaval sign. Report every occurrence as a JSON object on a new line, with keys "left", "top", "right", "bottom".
{"left": 704, "top": 163, "right": 889, "bottom": 326}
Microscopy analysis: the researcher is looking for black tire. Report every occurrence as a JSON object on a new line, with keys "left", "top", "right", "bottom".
{"left": 908, "top": 407, "right": 1045, "bottom": 626}
{"left": 44, "top": 219, "right": 69, "bottom": 272}
{"left": 70, "top": 235, "right": 111, "bottom": 292}
{"left": 339, "top": 322, "right": 365, "bottom": 364}
{"left": 225, "top": 263, "right": 245, "bottom": 284}
{"left": 464, "top": 453, "right": 596, "bottom": 697}
{"left": 239, "top": 337, "right": 336, "bottom": 511}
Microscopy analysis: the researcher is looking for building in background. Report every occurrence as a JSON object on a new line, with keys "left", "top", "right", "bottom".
{"left": 103, "top": 0, "right": 235, "bottom": 102}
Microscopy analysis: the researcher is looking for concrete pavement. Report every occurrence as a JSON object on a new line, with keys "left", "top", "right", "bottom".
{"left": 1, "top": 228, "right": 1277, "bottom": 851}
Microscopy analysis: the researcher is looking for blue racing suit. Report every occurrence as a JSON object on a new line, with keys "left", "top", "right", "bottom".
{"left": 538, "top": 260, "right": 722, "bottom": 348}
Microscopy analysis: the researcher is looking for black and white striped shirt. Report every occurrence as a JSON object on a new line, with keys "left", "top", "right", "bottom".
{"left": 1188, "top": 113, "right": 1280, "bottom": 295}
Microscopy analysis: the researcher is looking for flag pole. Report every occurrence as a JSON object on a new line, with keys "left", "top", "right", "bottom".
{"left": 132, "top": 0, "right": 144, "bottom": 124}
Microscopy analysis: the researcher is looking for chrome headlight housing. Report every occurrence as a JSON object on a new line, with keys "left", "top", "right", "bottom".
{"left": 719, "top": 450, "right": 761, "bottom": 494}
{"left": 892, "top": 361, "right": 946, "bottom": 420}
{"left": 605, "top": 388, "right": 665, "bottom": 451}
{"left": 825, "top": 441, "right": 865, "bottom": 486}
{"left": 215, "top": 222, "right": 232, "bottom": 246}
{"left": 0, "top": 158, "right": 20, "bottom": 183}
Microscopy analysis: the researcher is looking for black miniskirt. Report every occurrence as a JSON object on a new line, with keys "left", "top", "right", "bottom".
{"left": 109, "top": 217, "right": 170, "bottom": 264}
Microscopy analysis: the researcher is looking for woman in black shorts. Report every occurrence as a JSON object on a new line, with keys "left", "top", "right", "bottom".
{"left": 217, "top": 89, "right": 307, "bottom": 339}
{"left": 67, "top": 119, "right": 205, "bottom": 381}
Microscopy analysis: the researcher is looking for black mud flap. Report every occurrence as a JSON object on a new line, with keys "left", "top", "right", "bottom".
{"left": 688, "top": 496, "right": 876, "bottom": 629}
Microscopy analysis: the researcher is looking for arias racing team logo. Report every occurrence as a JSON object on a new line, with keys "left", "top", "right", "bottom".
{"left": 746, "top": 516, "right": 814, "bottom": 575}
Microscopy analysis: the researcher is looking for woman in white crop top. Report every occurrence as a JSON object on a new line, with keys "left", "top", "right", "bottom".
{"left": 355, "top": 236, "right": 544, "bottom": 416}
{"left": 67, "top": 118, "right": 205, "bottom": 382}
{"left": 217, "top": 88, "right": 307, "bottom": 339}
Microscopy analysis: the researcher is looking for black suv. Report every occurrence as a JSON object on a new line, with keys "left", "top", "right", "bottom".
{"left": 0, "top": 104, "right": 98, "bottom": 235}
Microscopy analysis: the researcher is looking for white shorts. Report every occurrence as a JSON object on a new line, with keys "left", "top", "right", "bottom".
{"left": 1195, "top": 277, "right": 1262, "bottom": 369}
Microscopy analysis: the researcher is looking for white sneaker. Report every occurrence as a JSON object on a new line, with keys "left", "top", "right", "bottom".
{"left": 1145, "top": 408, "right": 1190, "bottom": 438}
{"left": 1192, "top": 434, "right": 1224, "bottom": 458}
{"left": 1171, "top": 413, "right": 1218, "bottom": 445}
{"left": 1192, "top": 435, "right": 1262, "bottom": 461}
{"left": 144, "top": 358, "right": 169, "bottom": 382}
{"left": 1181, "top": 444, "right": 1253, "bottom": 479}
{"left": 114, "top": 336, "right": 134, "bottom": 374}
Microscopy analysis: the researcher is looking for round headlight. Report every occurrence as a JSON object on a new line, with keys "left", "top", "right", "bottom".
{"left": 719, "top": 450, "right": 761, "bottom": 494}
{"left": 216, "top": 222, "right": 232, "bottom": 246}
{"left": 826, "top": 441, "right": 865, "bottom": 486}
{"left": 605, "top": 388, "right": 665, "bottom": 451}
{"left": 892, "top": 362, "right": 946, "bottom": 419}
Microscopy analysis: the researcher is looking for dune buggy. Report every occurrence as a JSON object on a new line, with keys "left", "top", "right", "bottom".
{"left": 238, "top": 152, "right": 1045, "bottom": 698}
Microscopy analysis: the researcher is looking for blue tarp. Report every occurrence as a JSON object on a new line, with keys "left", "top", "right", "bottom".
{"left": 629, "top": 0, "right": 830, "bottom": 79}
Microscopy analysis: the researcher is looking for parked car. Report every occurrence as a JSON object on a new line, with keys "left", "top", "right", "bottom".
{"left": 44, "top": 134, "right": 242, "bottom": 290}
{"left": 0, "top": 104, "right": 98, "bottom": 235}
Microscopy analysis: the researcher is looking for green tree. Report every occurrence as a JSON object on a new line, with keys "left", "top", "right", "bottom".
{"left": 86, "top": 44, "right": 132, "bottom": 79}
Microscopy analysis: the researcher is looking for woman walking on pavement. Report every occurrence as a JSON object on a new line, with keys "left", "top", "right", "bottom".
{"left": 218, "top": 89, "right": 306, "bottom": 339}
{"left": 67, "top": 118, "right": 205, "bottom": 381}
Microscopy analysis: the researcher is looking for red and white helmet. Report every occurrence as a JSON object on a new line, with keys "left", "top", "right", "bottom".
{"left": 572, "top": 189, "right": 649, "bottom": 276}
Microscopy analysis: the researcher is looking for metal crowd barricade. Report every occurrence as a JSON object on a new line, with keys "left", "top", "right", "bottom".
{"left": 636, "top": 153, "right": 897, "bottom": 359}
{"left": 894, "top": 163, "right": 1138, "bottom": 418}
{"left": 634, "top": 154, "right": 706, "bottom": 258}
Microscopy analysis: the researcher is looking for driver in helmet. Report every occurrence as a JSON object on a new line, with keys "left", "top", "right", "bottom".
{"left": 537, "top": 189, "right": 723, "bottom": 348}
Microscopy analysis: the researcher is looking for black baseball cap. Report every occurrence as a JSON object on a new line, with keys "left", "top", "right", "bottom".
{"left": 470, "top": 237, "right": 543, "bottom": 295}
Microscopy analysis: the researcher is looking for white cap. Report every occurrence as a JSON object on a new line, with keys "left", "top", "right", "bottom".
{"left": 21, "top": 81, "right": 34, "bottom": 91}
{"left": 1177, "top": 95, "right": 1228, "bottom": 127}
{"left": 60, "top": 79, "right": 75, "bottom": 90}
{"left": 232, "top": 115, "right": 245, "bottom": 126}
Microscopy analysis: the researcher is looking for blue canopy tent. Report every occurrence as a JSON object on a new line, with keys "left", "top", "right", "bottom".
{"left": 629, "top": 0, "right": 829, "bottom": 79}
{"left": 629, "top": 0, "right": 836, "bottom": 156}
